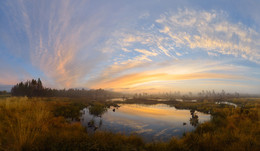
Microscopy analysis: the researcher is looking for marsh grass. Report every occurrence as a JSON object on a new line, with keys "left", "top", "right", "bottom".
{"left": 0, "top": 97, "right": 50, "bottom": 150}
{"left": 0, "top": 94, "right": 11, "bottom": 99}
{"left": 89, "top": 102, "right": 107, "bottom": 117}
{"left": 0, "top": 97, "right": 259, "bottom": 151}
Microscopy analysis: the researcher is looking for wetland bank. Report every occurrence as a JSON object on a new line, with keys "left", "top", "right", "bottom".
{"left": 1, "top": 88, "right": 259, "bottom": 151}
{"left": 0, "top": 80, "right": 259, "bottom": 150}
{"left": 1, "top": 0, "right": 260, "bottom": 150}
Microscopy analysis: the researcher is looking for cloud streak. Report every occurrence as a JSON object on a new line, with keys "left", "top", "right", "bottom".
{"left": 87, "top": 8, "right": 260, "bottom": 93}
{"left": 0, "top": 1, "right": 259, "bottom": 93}
{"left": 92, "top": 71, "right": 240, "bottom": 91}
{"left": 88, "top": 58, "right": 251, "bottom": 92}
{"left": 156, "top": 9, "right": 260, "bottom": 63}
{"left": 1, "top": 0, "right": 116, "bottom": 88}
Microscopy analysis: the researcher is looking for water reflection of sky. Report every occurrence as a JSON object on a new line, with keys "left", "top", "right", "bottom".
{"left": 81, "top": 104, "right": 210, "bottom": 141}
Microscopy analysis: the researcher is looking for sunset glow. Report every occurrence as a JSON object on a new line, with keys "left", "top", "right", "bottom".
{"left": 0, "top": 0, "right": 260, "bottom": 93}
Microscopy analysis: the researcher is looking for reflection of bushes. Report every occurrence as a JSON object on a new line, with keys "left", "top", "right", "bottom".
{"left": 189, "top": 109, "right": 199, "bottom": 127}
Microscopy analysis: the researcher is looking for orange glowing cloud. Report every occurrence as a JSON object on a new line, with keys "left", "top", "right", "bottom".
{"left": 92, "top": 72, "right": 239, "bottom": 90}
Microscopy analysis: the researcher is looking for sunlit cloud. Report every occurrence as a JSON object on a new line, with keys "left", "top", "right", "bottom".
{"left": 0, "top": 0, "right": 115, "bottom": 88}
{"left": 92, "top": 72, "right": 239, "bottom": 91}
{"left": 89, "top": 59, "right": 252, "bottom": 92}
{"left": 134, "top": 49, "right": 158, "bottom": 57}
{"left": 87, "top": 8, "right": 260, "bottom": 93}
{"left": 156, "top": 9, "right": 260, "bottom": 63}
{"left": 0, "top": 1, "right": 259, "bottom": 93}
{"left": 27, "top": 1, "right": 110, "bottom": 88}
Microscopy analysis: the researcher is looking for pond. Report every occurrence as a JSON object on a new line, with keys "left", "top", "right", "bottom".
{"left": 106, "top": 98, "right": 125, "bottom": 102}
{"left": 80, "top": 103, "right": 210, "bottom": 142}
{"left": 215, "top": 101, "right": 237, "bottom": 108}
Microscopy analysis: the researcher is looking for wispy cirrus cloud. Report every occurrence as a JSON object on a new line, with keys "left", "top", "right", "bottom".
{"left": 156, "top": 9, "right": 260, "bottom": 63}
{"left": 93, "top": 72, "right": 239, "bottom": 90}
{"left": 91, "top": 60, "right": 247, "bottom": 92}
{"left": 1, "top": 0, "right": 259, "bottom": 93}
{"left": 1, "top": 0, "right": 115, "bottom": 88}
{"left": 87, "top": 8, "right": 260, "bottom": 92}
{"left": 29, "top": 1, "right": 111, "bottom": 88}
{"left": 102, "top": 9, "right": 260, "bottom": 66}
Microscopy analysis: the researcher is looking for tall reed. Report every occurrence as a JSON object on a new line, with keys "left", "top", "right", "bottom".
{"left": 0, "top": 97, "right": 50, "bottom": 150}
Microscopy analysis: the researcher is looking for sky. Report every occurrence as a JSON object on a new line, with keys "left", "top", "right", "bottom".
{"left": 0, "top": 0, "right": 260, "bottom": 94}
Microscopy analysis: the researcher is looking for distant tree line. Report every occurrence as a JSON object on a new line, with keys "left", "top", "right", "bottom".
{"left": 196, "top": 90, "right": 240, "bottom": 100}
{"left": 0, "top": 90, "right": 8, "bottom": 95}
{"left": 11, "top": 79, "right": 44, "bottom": 97}
{"left": 11, "top": 79, "right": 120, "bottom": 100}
{"left": 132, "top": 89, "right": 241, "bottom": 101}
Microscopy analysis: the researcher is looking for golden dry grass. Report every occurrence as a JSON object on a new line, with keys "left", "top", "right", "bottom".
{"left": 0, "top": 97, "right": 50, "bottom": 150}
{"left": 0, "top": 97, "right": 259, "bottom": 151}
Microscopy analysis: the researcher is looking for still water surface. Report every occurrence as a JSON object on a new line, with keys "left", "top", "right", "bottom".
{"left": 81, "top": 104, "right": 210, "bottom": 141}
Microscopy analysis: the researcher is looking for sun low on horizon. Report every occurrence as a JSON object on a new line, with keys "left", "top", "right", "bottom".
{"left": 0, "top": 0, "right": 260, "bottom": 94}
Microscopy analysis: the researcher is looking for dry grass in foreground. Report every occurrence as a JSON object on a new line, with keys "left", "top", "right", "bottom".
{"left": 0, "top": 97, "right": 259, "bottom": 151}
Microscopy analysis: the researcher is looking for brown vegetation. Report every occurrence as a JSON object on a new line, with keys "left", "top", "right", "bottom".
{"left": 0, "top": 96, "right": 259, "bottom": 151}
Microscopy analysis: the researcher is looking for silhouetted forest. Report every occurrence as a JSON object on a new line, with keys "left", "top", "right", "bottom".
{"left": 11, "top": 79, "right": 120, "bottom": 100}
